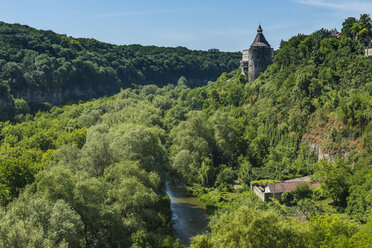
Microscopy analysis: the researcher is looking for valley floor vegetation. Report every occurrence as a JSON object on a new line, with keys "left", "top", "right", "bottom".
{"left": 0, "top": 15, "right": 371, "bottom": 248}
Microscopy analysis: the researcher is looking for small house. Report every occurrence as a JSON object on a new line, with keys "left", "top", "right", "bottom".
{"left": 251, "top": 176, "right": 320, "bottom": 202}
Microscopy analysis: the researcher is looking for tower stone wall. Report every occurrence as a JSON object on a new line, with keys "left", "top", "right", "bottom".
{"left": 248, "top": 46, "right": 273, "bottom": 82}
{"left": 240, "top": 25, "right": 273, "bottom": 82}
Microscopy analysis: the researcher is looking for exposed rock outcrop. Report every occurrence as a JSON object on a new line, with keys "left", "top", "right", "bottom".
{"left": 307, "top": 142, "right": 348, "bottom": 162}
{"left": 0, "top": 90, "right": 15, "bottom": 121}
{"left": 11, "top": 83, "right": 119, "bottom": 107}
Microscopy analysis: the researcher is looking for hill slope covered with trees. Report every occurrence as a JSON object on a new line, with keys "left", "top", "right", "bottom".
{"left": 0, "top": 15, "right": 371, "bottom": 247}
{"left": 0, "top": 21, "right": 240, "bottom": 119}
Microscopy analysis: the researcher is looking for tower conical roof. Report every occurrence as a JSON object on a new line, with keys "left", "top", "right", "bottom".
{"left": 250, "top": 25, "right": 270, "bottom": 47}
{"left": 257, "top": 24, "right": 263, "bottom": 33}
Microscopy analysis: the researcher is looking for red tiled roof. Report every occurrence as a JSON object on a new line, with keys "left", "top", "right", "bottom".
{"left": 268, "top": 181, "right": 319, "bottom": 193}
{"left": 310, "top": 183, "right": 321, "bottom": 188}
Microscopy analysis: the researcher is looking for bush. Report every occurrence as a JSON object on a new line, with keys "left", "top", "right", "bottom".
{"left": 14, "top": 98, "right": 30, "bottom": 115}
{"left": 311, "top": 187, "right": 326, "bottom": 201}
{"left": 215, "top": 166, "right": 235, "bottom": 191}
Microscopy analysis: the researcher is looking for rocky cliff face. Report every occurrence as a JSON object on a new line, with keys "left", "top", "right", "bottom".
{"left": 0, "top": 91, "right": 15, "bottom": 121}
{"left": 0, "top": 83, "right": 119, "bottom": 121}
{"left": 12, "top": 86, "right": 64, "bottom": 106}
{"left": 11, "top": 83, "right": 119, "bottom": 107}
{"left": 8, "top": 77, "right": 213, "bottom": 107}
{"left": 186, "top": 78, "right": 215, "bottom": 88}
{"left": 307, "top": 142, "right": 348, "bottom": 162}
{"left": 1, "top": 76, "right": 214, "bottom": 120}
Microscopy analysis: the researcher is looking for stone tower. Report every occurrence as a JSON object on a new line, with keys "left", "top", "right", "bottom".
{"left": 240, "top": 25, "right": 273, "bottom": 82}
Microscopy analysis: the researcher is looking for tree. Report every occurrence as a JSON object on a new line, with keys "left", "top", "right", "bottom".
{"left": 341, "top": 14, "right": 372, "bottom": 42}
{"left": 341, "top": 17, "right": 358, "bottom": 38}
{"left": 282, "top": 183, "right": 312, "bottom": 207}
{"left": 191, "top": 206, "right": 307, "bottom": 248}
{"left": 347, "top": 167, "right": 372, "bottom": 223}
{"left": 350, "top": 217, "right": 372, "bottom": 248}
{"left": 312, "top": 159, "right": 351, "bottom": 204}
{"left": 110, "top": 124, "right": 167, "bottom": 173}
{"left": 0, "top": 158, "right": 36, "bottom": 201}
{"left": 170, "top": 111, "right": 215, "bottom": 184}
{"left": 215, "top": 166, "right": 235, "bottom": 190}
{"left": 308, "top": 215, "right": 359, "bottom": 248}
{"left": 80, "top": 125, "right": 113, "bottom": 177}
{"left": 211, "top": 111, "right": 238, "bottom": 165}
{"left": 0, "top": 191, "right": 84, "bottom": 248}
{"left": 36, "top": 165, "right": 76, "bottom": 204}
{"left": 13, "top": 98, "right": 30, "bottom": 115}
{"left": 177, "top": 76, "right": 188, "bottom": 87}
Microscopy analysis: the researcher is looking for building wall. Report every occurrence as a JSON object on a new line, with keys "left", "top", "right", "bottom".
{"left": 252, "top": 186, "right": 283, "bottom": 202}
{"left": 240, "top": 61, "right": 249, "bottom": 74}
{"left": 242, "top": 49, "right": 249, "bottom": 60}
{"left": 248, "top": 47, "right": 273, "bottom": 82}
{"left": 253, "top": 186, "right": 265, "bottom": 201}
{"left": 240, "top": 50, "right": 250, "bottom": 74}
{"left": 365, "top": 48, "right": 372, "bottom": 62}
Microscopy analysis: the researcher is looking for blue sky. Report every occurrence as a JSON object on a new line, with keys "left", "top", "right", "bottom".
{"left": 1, "top": 0, "right": 371, "bottom": 51}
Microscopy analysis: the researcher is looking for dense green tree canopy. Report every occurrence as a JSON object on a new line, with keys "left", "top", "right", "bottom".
{"left": 0, "top": 15, "right": 371, "bottom": 247}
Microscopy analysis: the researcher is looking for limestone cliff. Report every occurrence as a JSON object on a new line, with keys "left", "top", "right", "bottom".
{"left": 0, "top": 90, "right": 15, "bottom": 121}
{"left": 307, "top": 141, "right": 348, "bottom": 162}
{"left": 10, "top": 83, "right": 119, "bottom": 107}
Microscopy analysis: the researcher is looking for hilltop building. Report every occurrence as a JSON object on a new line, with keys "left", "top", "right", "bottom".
{"left": 240, "top": 25, "right": 273, "bottom": 82}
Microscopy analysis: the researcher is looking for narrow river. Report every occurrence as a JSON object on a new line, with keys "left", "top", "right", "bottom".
{"left": 165, "top": 182, "right": 209, "bottom": 247}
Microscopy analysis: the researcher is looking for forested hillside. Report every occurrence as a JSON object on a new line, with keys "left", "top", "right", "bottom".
{"left": 0, "top": 21, "right": 240, "bottom": 119}
{"left": 0, "top": 15, "right": 371, "bottom": 247}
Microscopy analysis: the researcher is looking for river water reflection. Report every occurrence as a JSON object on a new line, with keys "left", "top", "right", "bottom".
{"left": 165, "top": 182, "right": 209, "bottom": 247}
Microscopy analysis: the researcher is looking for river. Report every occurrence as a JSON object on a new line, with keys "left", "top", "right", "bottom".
{"left": 165, "top": 182, "right": 209, "bottom": 247}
